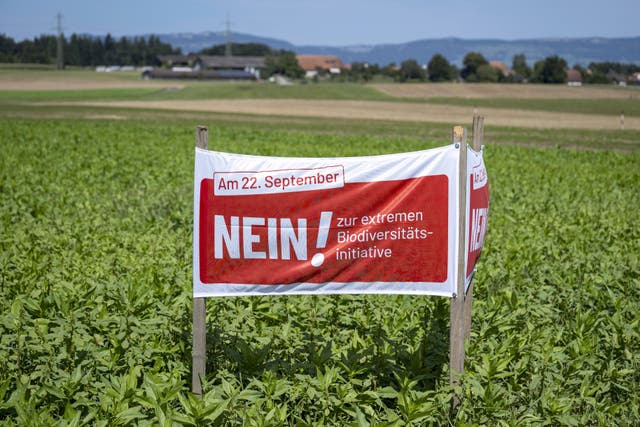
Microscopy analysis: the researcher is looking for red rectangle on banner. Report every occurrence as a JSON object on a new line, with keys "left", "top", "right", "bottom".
{"left": 466, "top": 166, "right": 489, "bottom": 278}
{"left": 199, "top": 175, "right": 449, "bottom": 285}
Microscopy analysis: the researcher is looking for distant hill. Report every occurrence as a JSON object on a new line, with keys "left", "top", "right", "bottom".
{"left": 156, "top": 31, "right": 295, "bottom": 55}
{"left": 156, "top": 32, "right": 640, "bottom": 67}
{"left": 297, "top": 37, "right": 640, "bottom": 67}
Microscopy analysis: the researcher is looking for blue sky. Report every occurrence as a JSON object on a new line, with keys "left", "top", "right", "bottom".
{"left": 1, "top": 0, "right": 638, "bottom": 45}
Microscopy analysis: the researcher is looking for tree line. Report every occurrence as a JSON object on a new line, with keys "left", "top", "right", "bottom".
{"left": 196, "top": 42, "right": 640, "bottom": 84}
{"left": 243, "top": 45, "right": 639, "bottom": 84}
{"left": 0, "top": 33, "right": 179, "bottom": 66}
{"left": 342, "top": 52, "right": 640, "bottom": 84}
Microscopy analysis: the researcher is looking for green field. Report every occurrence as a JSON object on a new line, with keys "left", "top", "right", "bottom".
{"left": 2, "top": 85, "right": 640, "bottom": 118}
{"left": 0, "top": 88, "right": 160, "bottom": 103}
{"left": 0, "top": 67, "right": 143, "bottom": 80}
{"left": 1, "top": 69, "right": 639, "bottom": 118}
{"left": 425, "top": 97, "right": 640, "bottom": 118}
{"left": 140, "top": 82, "right": 393, "bottom": 101}
{"left": 0, "top": 84, "right": 391, "bottom": 104}
{"left": 1, "top": 101, "right": 638, "bottom": 152}
{"left": 1, "top": 78, "right": 640, "bottom": 425}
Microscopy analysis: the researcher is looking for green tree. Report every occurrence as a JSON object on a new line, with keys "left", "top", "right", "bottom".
{"left": 399, "top": 59, "right": 425, "bottom": 82}
{"left": 512, "top": 53, "right": 531, "bottom": 79}
{"left": 461, "top": 52, "right": 488, "bottom": 81}
{"left": 572, "top": 64, "right": 588, "bottom": 81}
{"left": 103, "top": 34, "right": 117, "bottom": 65}
{"left": 532, "top": 55, "right": 568, "bottom": 83}
{"left": 116, "top": 36, "right": 131, "bottom": 65}
{"left": 381, "top": 63, "right": 399, "bottom": 80}
{"left": 0, "top": 33, "right": 179, "bottom": 67}
{"left": 66, "top": 34, "right": 81, "bottom": 65}
{"left": 589, "top": 61, "right": 640, "bottom": 76}
{"left": 587, "top": 70, "right": 609, "bottom": 84}
{"left": 263, "top": 51, "right": 304, "bottom": 79}
{"left": 476, "top": 64, "right": 500, "bottom": 82}
{"left": 348, "top": 62, "right": 375, "bottom": 82}
{"left": 199, "top": 43, "right": 272, "bottom": 56}
{"left": 0, "top": 34, "right": 16, "bottom": 63}
{"left": 427, "top": 53, "right": 455, "bottom": 82}
{"left": 17, "top": 35, "right": 56, "bottom": 64}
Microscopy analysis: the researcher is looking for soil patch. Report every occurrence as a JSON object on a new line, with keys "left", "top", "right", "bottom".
{"left": 41, "top": 99, "right": 640, "bottom": 131}
{"left": 372, "top": 83, "right": 640, "bottom": 100}
{"left": 0, "top": 77, "right": 181, "bottom": 91}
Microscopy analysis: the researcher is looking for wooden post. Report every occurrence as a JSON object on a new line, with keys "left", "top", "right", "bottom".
{"left": 450, "top": 125, "right": 467, "bottom": 407}
{"left": 464, "top": 116, "right": 484, "bottom": 342}
{"left": 192, "top": 125, "right": 208, "bottom": 396}
{"left": 472, "top": 114, "right": 479, "bottom": 149}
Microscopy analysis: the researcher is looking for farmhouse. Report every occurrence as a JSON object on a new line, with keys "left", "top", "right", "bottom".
{"left": 607, "top": 70, "right": 627, "bottom": 86}
{"left": 157, "top": 55, "right": 197, "bottom": 67}
{"left": 489, "top": 61, "right": 512, "bottom": 77}
{"left": 145, "top": 54, "right": 265, "bottom": 80}
{"left": 296, "top": 55, "right": 349, "bottom": 78}
{"left": 566, "top": 69, "right": 583, "bottom": 86}
{"left": 196, "top": 55, "right": 265, "bottom": 72}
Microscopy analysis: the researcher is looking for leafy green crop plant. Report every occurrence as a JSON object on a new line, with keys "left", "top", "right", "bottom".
{"left": 0, "top": 118, "right": 638, "bottom": 425}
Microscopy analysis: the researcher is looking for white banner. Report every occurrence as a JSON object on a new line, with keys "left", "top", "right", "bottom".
{"left": 193, "top": 144, "right": 483, "bottom": 297}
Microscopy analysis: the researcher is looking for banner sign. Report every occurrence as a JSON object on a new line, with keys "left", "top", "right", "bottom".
{"left": 465, "top": 147, "right": 490, "bottom": 291}
{"left": 193, "top": 145, "right": 488, "bottom": 297}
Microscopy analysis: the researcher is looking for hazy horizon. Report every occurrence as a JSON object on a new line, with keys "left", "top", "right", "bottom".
{"left": 1, "top": 0, "right": 638, "bottom": 46}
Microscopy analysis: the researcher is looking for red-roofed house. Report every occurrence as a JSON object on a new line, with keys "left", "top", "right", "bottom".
{"left": 566, "top": 69, "right": 583, "bottom": 86}
{"left": 296, "top": 55, "right": 348, "bottom": 78}
{"left": 489, "top": 61, "right": 512, "bottom": 77}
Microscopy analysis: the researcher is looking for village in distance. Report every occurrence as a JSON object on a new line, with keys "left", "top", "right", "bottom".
{"left": 1, "top": 31, "right": 639, "bottom": 87}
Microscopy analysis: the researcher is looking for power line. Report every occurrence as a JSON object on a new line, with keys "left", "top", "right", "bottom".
{"left": 225, "top": 12, "right": 232, "bottom": 57}
{"left": 56, "top": 12, "right": 64, "bottom": 70}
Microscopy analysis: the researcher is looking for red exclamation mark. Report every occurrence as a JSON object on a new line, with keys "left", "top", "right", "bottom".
{"left": 311, "top": 211, "right": 332, "bottom": 267}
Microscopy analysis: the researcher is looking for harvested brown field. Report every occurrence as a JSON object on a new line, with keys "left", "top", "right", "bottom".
{"left": 372, "top": 83, "right": 640, "bottom": 100}
{"left": 44, "top": 99, "right": 640, "bottom": 131}
{"left": 0, "top": 75, "right": 180, "bottom": 91}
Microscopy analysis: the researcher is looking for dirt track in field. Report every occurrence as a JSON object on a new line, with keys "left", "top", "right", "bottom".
{"left": 0, "top": 77, "right": 181, "bottom": 91}
{"left": 49, "top": 99, "right": 640, "bottom": 130}
{"left": 372, "top": 83, "right": 640, "bottom": 100}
